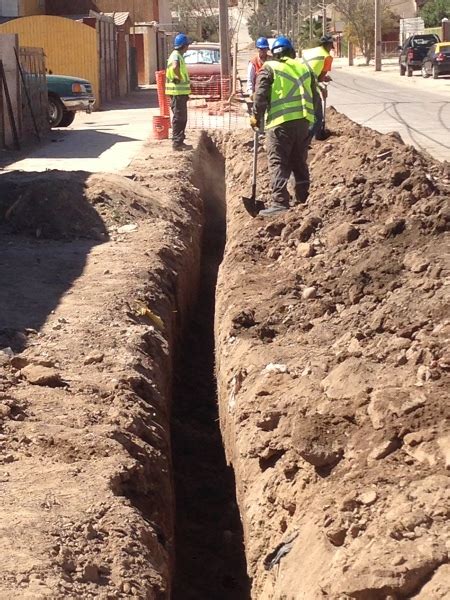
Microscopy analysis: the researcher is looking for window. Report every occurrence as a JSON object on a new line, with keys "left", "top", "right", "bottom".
{"left": 184, "top": 49, "right": 220, "bottom": 65}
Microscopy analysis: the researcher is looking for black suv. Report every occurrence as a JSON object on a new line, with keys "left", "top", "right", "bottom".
{"left": 399, "top": 34, "right": 440, "bottom": 76}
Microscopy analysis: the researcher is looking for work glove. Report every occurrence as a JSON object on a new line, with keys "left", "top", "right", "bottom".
{"left": 173, "top": 76, "right": 180, "bottom": 84}
{"left": 249, "top": 114, "right": 260, "bottom": 130}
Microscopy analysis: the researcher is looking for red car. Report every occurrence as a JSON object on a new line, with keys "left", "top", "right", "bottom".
{"left": 184, "top": 43, "right": 222, "bottom": 98}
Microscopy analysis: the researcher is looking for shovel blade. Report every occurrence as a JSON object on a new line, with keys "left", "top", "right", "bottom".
{"left": 316, "top": 127, "right": 331, "bottom": 141}
{"left": 242, "top": 196, "right": 265, "bottom": 217}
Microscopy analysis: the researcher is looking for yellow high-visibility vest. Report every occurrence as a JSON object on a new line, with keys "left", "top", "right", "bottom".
{"left": 302, "top": 46, "right": 330, "bottom": 78}
{"left": 265, "top": 58, "right": 315, "bottom": 129}
{"left": 165, "top": 50, "right": 191, "bottom": 96}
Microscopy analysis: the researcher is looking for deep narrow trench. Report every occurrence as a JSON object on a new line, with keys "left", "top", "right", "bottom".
{"left": 171, "top": 135, "right": 251, "bottom": 600}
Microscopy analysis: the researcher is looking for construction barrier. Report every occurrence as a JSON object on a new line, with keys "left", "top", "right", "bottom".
{"left": 152, "top": 115, "right": 170, "bottom": 140}
{"left": 155, "top": 70, "right": 170, "bottom": 118}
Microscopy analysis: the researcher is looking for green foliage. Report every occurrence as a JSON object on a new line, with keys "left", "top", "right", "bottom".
{"left": 247, "top": 5, "right": 275, "bottom": 40}
{"left": 420, "top": 0, "right": 450, "bottom": 27}
{"left": 335, "top": 0, "right": 397, "bottom": 64}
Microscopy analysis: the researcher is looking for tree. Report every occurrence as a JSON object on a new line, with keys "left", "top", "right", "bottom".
{"left": 172, "top": 0, "right": 220, "bottom": 41}
{"left": 247, "top": 2, "right": 274, "bottom": 40}
{"left": 420, "top": 0, "right": 449, "bottom": 27}
{"left": 334, "top": 0, "right": 397, "bottom": 64}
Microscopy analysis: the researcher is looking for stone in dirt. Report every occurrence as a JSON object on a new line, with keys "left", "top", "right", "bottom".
{"left": 20, "top": 365, "right": 65, "bottom": 387}
{"left": 327, "top": 222, "right": 360, "bottom": 246}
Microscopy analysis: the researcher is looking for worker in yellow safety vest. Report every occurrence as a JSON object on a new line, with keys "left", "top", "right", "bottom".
{"left": 165, "top": 33, "right": 192, "bottom": 151}
{"left": 251, "top": 36, "right": 320, "bottom": 217}
{"left": 302, "top": 34, "right": 334, "bottom": 139}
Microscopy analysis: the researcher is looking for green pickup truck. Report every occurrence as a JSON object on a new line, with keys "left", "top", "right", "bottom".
{"left": 47, "top": 74, "right": 95, "bottom": 128}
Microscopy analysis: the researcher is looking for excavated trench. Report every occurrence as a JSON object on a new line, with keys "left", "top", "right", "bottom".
{"left": 171, "top": 134, "right": 250, "bottom": 599}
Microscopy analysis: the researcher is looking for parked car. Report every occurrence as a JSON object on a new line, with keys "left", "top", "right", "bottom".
{"left": 399, "top": 34, "right": 440, "bottom": 77}
{"left": 184, "top": 43, "right": 222, "bottom": 97}
{"left": 422, "top": 42, "right": 450, "bottom": 79}
{"left": 47, "top": 74, "right": 95, "bottom": 127}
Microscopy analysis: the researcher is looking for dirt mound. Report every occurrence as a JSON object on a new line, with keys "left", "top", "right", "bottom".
{"left": 0, "top": 144, "right": 203, "bottom": 598}
{"left": 0, "top": 171, "right": 162, "bottom": 240}
{"left": 216, "top": 111, "right": 449, "bottom": 599}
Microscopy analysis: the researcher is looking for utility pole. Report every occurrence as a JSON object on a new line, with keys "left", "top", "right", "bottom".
{"left": 309, "top": 0, "right": 313, "bottom": 41}
{"left": 277, "top": 0, "right": 280, "bottom": 35}
{"left": 218, "top": 0, "right": 230, "bottom": 80}
{"left": 374, "top": 0, "right": 382, "bottom": 71}
{"left": 322, "top": 2, "right": 327, "bottom": 36}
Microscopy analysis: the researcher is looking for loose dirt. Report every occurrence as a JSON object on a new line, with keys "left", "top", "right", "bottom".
{"left": 0, "top": 109, "right": 449, "bottom": 600}
{"left": 0, "top": 141, "right": 204, "bottom": 598}
{"left": 216, "top": 110, "right": 449, "bottom": 599}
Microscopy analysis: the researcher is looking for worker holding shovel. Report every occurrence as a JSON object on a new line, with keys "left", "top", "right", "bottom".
{"left": 301, "top": 34, "right": 334, "bottom": 140}
{"left": 248, "top": 36, "right": 320, "bottom": 217}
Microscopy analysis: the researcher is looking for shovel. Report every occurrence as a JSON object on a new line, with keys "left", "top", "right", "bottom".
{"left": 316, "top": 94, "right": 331, "bottom": 141}
{"left": 242, "top": 128, "right": 265, "bottom": 217}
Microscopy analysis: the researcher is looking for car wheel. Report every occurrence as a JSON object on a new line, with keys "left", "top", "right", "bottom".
{"left": 432, "top": 65, "right": 438, "bottom": 79}
{"left": 400, "top": 64, "right": 406, "bottom": 76}
{"left": 48, "top": 94, "right": 64, "bottom": 127}
{"left": 407, "top": 66, "right": 413, "bottom": 77}
{"left": 59, "top": 111, "right": 76, "bottom": 127}
{"left": 422, "top": 65, "right": 429, "bottom": 78}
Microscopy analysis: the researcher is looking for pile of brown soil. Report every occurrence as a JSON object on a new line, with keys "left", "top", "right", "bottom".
{"left": 215, "top": 110, "right": 449, "bottom": 599}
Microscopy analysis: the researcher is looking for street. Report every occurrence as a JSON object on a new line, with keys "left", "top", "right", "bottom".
{"left": 329, "top": 68, "right": 450, "bottom": 161}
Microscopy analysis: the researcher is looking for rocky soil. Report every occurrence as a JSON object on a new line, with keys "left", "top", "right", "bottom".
{"left": 0, "top": 142, "right": 204, "bottom": 598}
{"left": 0, "top": 108, "right": 449, "bottom": 600}
{"left": 215, "top": 110, "right": 450, "bottom": 599}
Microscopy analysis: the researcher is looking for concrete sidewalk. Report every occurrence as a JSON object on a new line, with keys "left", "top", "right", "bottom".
{"left": 333, "top": 57, "right": 450, "bottom": 98}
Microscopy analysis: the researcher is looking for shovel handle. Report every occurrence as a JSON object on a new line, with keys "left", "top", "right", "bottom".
{"left": 252, "top": 129, "right": 259, "bottom": 189}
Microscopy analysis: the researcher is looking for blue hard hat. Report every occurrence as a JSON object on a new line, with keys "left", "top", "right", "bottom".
{"left": 271, "top": 36, "right": 294, "bottom": 55}
{"left": 256, "top": 37, "right": 270, "bottom": 49}
{"left": 174, "top": 33, "right": 190, "bottom": 49}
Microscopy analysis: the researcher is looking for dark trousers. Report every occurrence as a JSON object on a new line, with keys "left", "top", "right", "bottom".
{"left": 266, "top": 119, "right": 310, "bottom": 208}
{"left": 170, "top": 95, "right": 188, "bottom": 147}
{"left": 309, "top": 93, "right": 324, "bottom": 140}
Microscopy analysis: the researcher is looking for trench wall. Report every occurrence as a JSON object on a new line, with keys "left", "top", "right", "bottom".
{"left": 215, "top": 113, "right": 450, "bottom": 599}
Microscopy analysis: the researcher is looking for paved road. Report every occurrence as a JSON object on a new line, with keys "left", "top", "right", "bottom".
{"left": 329, "top": 69, "right": 450, "bottom": 161}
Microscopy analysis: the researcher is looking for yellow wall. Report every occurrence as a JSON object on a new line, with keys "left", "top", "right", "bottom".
{"left": 20, "top": 0, "right": 46, "bottom": 15}
{"left": 0, "top": 15, "right": 100, "bottom": 105}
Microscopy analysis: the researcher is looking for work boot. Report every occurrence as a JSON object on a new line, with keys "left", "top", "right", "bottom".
{"left": 258, "top": 205, "right": 288, "bottom": 217}
{"left": 173, "top": 143, "right": 193, "bottom": 151}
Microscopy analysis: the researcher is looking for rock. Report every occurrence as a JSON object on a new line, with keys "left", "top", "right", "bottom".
{"left": 403, "top": 252, "right": 429, "bottom": 273}
{"left": 298, "top": 444, "right": 343, "bottom": 468}
{"left": 0, "top": 348, "right": 13, "bottom": 365}
{"left": 321, "top": 358, "right": 377, "bottom": 400}
{"left": 0, "top": 404, "right": 11, "bottom": 419}
{"left": 358, "top": 489, "right": 378, "bottom": 506}
{"left": 262, "top": 363, "right": 288, "bottom": 375}
{"left": 417, "top": 365, "right": 431, "bottom": 384}
{"left": 294, "top": 216, "right": 322, "bottom": 242}
{"left": 368, "top": 438, "right": 399, "bottom": 460}
{"left": 83, "top": 352, "right": 105, "bottom": 365}
{"left": 403, "top": 431, "right": 425, "bottom": 447}
{"left": 82, "top": 564, "right": 100, "bottom": 583}
{"left": 328, "top": 223, "right": 360, "bottom": 246}
{"left": 20, "top": 365, "right": 65, "bottom": 387}
{"left": 437, "top": 436, "right": 450, "bottom": 469}
{"left": 10, "top": 356, "right": 29, "bottom": 370}
{"left": 267, "top": 247, "right": 280, "bottom": 259}
{"left": 296, "top": 242, "right": 314, "bottom": 257}
{"left": 302, "top": 286, "right": 317, "bottom": 300}
{"left": 383, "top": 218, "right": 406, "bottom": 237}
{"left": 326, "top": 525, "right": 347, "bottom": 546}
{"left": 117, "top": 223, "right": 138, "bottom": 234}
